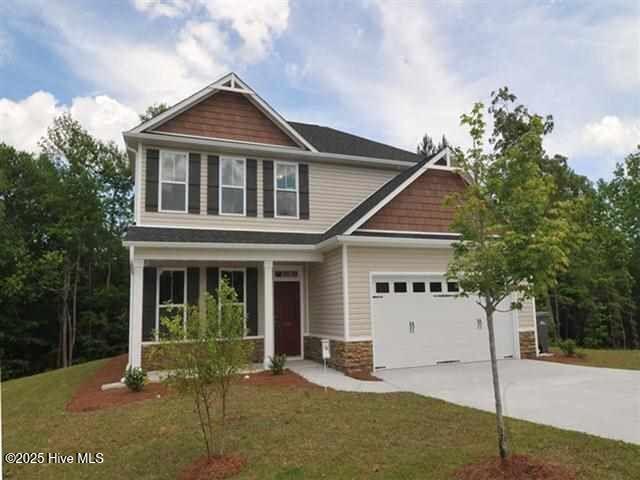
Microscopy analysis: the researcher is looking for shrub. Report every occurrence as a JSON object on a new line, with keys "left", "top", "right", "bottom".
{"left": 269, "top": 354, "right": 287, "bottom": 375}
{"left": 558, "top": 339, "right": 577, "bottom": 357}
{"left": 124, "top": 366, "right": 146, "bottom": 392}
{"left": 158, "top": 282, "right": 253, "bottom": 458}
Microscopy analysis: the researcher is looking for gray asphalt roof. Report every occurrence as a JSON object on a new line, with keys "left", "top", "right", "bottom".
{"left": 289, "top": 122, "right": 420, "bottom": 163}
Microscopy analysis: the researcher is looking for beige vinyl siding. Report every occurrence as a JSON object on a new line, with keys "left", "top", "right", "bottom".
{"left": 139, "top": 146, "right": 396, "bottom": 232}
{"left": 518, "top": 298, "right": 536, "bottom": 331}
{"left": 308, "top": 248, "right": 344, "bottom": 338}
{"left": 347, "top": 247, "right": 452, "bottom": 338}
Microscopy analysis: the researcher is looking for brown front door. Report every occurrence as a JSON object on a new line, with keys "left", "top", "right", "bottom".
{"left": 274, "top": 281, "right": 301, "bottom": 356}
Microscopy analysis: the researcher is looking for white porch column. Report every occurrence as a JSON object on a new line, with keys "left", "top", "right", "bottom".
{"left": 263, "top": 260, "right": 274, "bottom": 369}
{"left": 130, "top": 258, "right": 144, "bottom": 369}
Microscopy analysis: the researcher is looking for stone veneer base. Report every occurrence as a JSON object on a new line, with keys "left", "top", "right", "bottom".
{"left": 141, "top": 338, "right": 264, "bottom": 371}
{"left": 304, "top": 336, "right": 373, "bottom": 374}
{"left": 519, "top": 331, "right": 537, "bottom": 359}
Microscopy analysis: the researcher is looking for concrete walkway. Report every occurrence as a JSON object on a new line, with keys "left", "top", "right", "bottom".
{"left": 288, "top": 360, "right": 398, "bottom": 393}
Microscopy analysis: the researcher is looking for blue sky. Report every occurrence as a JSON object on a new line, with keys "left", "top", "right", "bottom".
{"left": 1, "top": 0, "right": 638, "bottom": 181}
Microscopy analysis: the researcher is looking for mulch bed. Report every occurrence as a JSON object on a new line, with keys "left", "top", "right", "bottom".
{"left": 455, "top": 454, "right": 576, "bottom": 480}
{"left": 66, "top": 354, "right": 169, "bottom": 412}
{"left": 236, "top": 369, "right": 316, "bottom": 387}
{"left": 179, "top": 455, "right": 246, "bottom": 480}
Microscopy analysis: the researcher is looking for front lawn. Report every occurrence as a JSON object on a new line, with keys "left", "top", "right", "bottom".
{"left": 548, "top": 347, "right": 640, "bottom": 370}
{"left": 3, "top": 359, "right": 639, "bottom": 479}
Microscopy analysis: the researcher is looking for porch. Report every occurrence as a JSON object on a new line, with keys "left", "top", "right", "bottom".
{"left": 128, "top": 245, "right": 322, "bottom": 370}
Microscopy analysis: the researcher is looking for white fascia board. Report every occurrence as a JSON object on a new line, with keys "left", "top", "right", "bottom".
{"left": 335, "top": 235, "right": 455, "bottom": 249}
{"left": 123, "top": 241, "right": 317, "bottom": 251}
{"left": 343, "top": 148, "right": 449, "bottom": 234}
{"left": 123, "top": 132, "right": 412, "bottom": 170}
{"left": 134, "top": 247, "right": 323, "bottom": 263}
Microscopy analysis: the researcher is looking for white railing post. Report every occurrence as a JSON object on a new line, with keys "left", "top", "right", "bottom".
{"left": 263, "top": 260, "right": 274, "bottom": 369}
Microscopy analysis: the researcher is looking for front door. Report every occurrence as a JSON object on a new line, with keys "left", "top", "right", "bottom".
{"left": 274, "top": 281, "right": 301, "bottom": 356}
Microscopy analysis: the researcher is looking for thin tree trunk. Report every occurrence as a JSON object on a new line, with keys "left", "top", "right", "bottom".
{"left": 486, "top": 301, "right": 509, "bottom": 459}
{"left": 69, "top": 254, "right": 80, "bottom": 364}
{"left": 59, "top": 267, "right": 72, "bottom": 368}
{"left": 553, "top": 289, "right": 561, "bottom": 340}
{"left": 220, "top": 383, "right": 228, "bottom": 457}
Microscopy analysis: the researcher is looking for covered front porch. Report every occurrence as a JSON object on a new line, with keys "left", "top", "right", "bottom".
{"left": 127, "top": 245, "right": 322, "bottom": 370}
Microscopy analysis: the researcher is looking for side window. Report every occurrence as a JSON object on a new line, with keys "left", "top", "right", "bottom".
{"left": 220, "top": 157, "right": 246, "bottom": 215}
{"left": 375, "top": 282, "right": 390, "bottom": 294}
{"left": 159, "top": 150, "right": 188, "bottom": 212}
{"left": 220, "top": 270, "right": 246, "bottom": 330}
{"left": 447, "top": 281, "right": 460, "bottom": 293}
{"left": 275, "top": 162, "right": 298, "bottom": 217}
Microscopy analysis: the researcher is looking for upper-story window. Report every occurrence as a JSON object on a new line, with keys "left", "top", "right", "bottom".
{"left": 220, "top": 157, "right": 246, "bottom": 215}
{"left": 275, "top": 161, "right": 298, "bottom": 217}
{"left": 160, "top": 150, "right": 188, "bottom": 212}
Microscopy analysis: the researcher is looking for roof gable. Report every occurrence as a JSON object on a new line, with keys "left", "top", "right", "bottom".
{"left": 361, "top": 168, "right": 466, "bottom": 233}
{"left": 152, "top": 91, "right": 298, "bottom": 147}
{"left": 129, "top": 72, "right": 316, "bottom": 150}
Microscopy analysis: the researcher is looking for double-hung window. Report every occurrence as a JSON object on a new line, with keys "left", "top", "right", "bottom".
{"left": 275, "top": 162, "right": 298, "bottom": 217}
{"left": 159, "top": 150, "right": 188, "bottom": 212}
{"left": 220, "top": 157, "right": 246, "bottom": 215}
{"left": 157, "top": 269, "right": 186, "bottom": 340}
{"left": 220, "top": 269, "right": 247, "bottom": 334}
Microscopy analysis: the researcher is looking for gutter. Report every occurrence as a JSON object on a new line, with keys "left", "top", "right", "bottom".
{"left": 123, "top": 131, "right": 414, "bottom": 170}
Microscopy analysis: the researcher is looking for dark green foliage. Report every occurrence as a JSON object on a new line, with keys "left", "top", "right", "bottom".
{"left": 269, "top": 354, "right": 287, "bottom": 375}
{"left": 0, "top": 114, "right": 132, "bottom": 380}
{"left": 558, "top": 339, "right": 577, "bottom": 357}
{"left": 417, "top": 133, "right": 448, "bottom": 158}
{"left": 124, "top": 366, "right": 146, "bottom": 392}
{"left": 139, "top": 103, "right": 170, "bottom": 123}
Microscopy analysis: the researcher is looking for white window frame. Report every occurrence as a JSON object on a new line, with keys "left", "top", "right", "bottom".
{"left": 219, "top": 268, "right": 248, "bottom": 334}
{"left": 274, "top": 161, "right": 300, "bottom": 219}
{"left": 156, "top": 268, "right": 188, "bottom": 341}
{"left": 219, "top": 156, "right": 247, "bottom": 216}
{"left": 158, "top": 149, "right": 189, "bottom": 213}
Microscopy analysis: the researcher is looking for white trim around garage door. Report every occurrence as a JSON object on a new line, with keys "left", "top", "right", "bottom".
{"left": 368, "top": 271, "right": 521, "bottom": 369}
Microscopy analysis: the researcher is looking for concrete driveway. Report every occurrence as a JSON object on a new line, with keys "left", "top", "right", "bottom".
{"left": 376, "top": 359, "right": 640, "bottom": 445}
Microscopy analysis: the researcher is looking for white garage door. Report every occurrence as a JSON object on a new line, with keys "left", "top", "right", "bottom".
{"left": 372, "top": 274, "right": 517, "bottom": 370}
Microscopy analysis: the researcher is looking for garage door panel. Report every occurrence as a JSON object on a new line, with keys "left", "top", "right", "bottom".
{"left": 372, "top": 275, "right": 515, "bottom": 370}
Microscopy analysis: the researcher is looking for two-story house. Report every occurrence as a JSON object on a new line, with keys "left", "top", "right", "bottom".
{"left": 123, "top": 73, "right": 538, "bottom": 375}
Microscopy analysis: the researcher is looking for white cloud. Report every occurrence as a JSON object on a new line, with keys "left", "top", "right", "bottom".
{"left": 582, "top": 116, "right": 640, "bottom": 154}
{"left": 176, "top": 21, "right": 230, "bottom": 77}
{"left": 0, "top": 92, "right": 138, "bottom": 152}
{"left": 0, "top": 92, "right": 61, "bottom": 152}
{"left": 199, "top": 0, "right": 289, "bottom": 62}
{"left": 132, "top": 0, "right": 190, "bottom": 18}
{"left": 291, "top": 1, "right": 476, "bottom": 152}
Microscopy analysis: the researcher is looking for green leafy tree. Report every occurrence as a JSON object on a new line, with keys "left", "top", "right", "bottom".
{"left": 417, "top": 133, "right": 449, "bottom": 159}
{"left": 139, "top": 103, "right": 170, "bottom": 123}
{"left": 448, "top": 94, "right": 572, "bottom": 458}
{"left": 158, "top": 281, "right": 253, "bottom": 458}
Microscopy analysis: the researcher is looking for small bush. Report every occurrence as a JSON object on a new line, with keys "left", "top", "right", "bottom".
{"left": 558, "top": 339, "right": 577, "bottom": 357}
{"left": 269, "top": 354, "right": 287, "bottom": 375}
{"left": 124, "top": 366, "right": 146, "bottom": 392}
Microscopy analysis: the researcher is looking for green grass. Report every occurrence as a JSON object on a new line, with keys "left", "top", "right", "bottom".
{"left": 550, "top": 346, "right": 640, "bottom": 370}
{"left": 3, "top": 360, "right": 639, "bottom": 479}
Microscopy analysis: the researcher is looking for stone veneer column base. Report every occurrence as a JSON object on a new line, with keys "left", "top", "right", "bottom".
{"left": 141, "top": 338, "right": 264, "bottom": 371}
{"left": 519, "top": 331, "right": 537, "bottom": 358}
{"left": 304, "top": 336, "right": 373, "bottom": 374}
